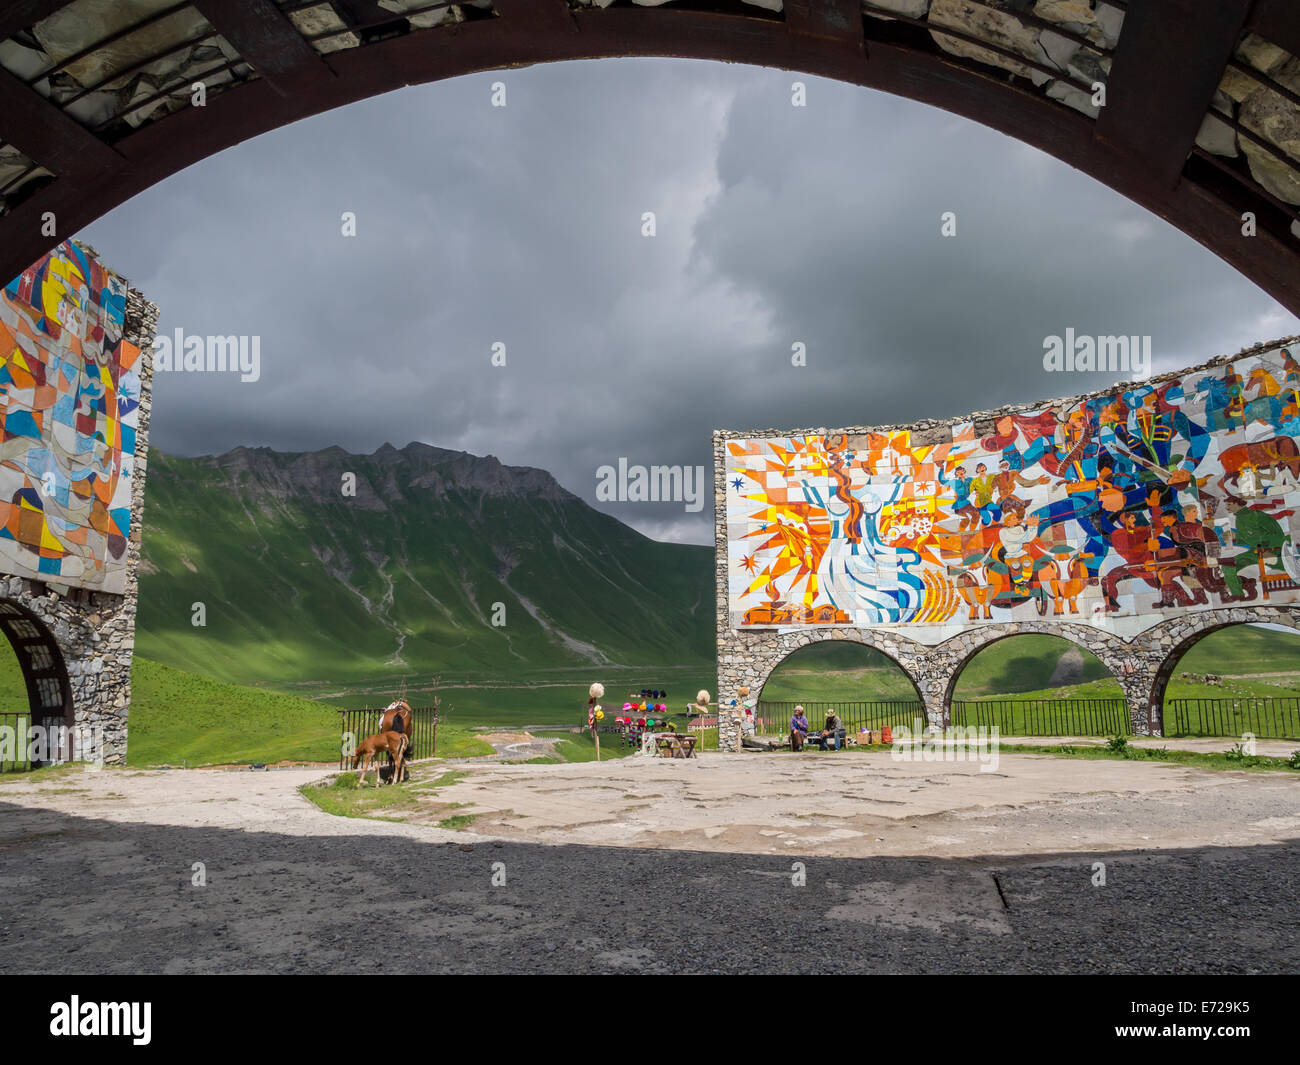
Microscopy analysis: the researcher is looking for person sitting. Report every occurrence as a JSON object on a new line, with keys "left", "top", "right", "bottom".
{"left": 814, "top": 710, "right": 847, "bottom": 751}
{"left": 790, "top": 706, "right": 810, "bottom": 751}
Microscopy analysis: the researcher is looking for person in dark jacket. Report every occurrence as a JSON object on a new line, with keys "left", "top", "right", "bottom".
{"left": 815, "top": 710, "right": 846, "bottom": 751}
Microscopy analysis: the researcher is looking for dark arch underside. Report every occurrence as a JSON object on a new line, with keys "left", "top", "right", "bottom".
{"left": 0, "top": 597, "right": 74, "bottom": 763}
{"left": 0, "top": 1, "right": 1298, "bottom": 307}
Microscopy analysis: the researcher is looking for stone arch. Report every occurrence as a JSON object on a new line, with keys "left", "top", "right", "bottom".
{"left": 937, "top": 625, "right": 1126, "bottom": 718}
{"left": 0, "top": 596, "right": 74, "bottom": 765}
{"left": 1138, "top": 607, "right": 1300, "bottom": 733}
{"left": 1, "top": 4, "right": 1299, "bottom": 312}
{"left": 717, "top": 626, "right": 940, "bottom": 749}
{"left": 757, "top": 633, "right": 927, "bottom": 707}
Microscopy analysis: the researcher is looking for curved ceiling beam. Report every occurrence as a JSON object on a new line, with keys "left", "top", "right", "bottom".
{"left": 0, "top": 3, "right": 1297, "bottom": 314}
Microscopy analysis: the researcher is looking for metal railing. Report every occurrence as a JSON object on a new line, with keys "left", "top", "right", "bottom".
{"left": 0, "top": 712, "right": 30, "bottom": 772}
{"left": 757, "top": 700, "right": 924, "bottom": 736}
{"left": 1166, "top": 698, "right": 1300, "bottom": 740}
{"left": 337, "top": 706, "right": 439, "bottom": 769}
{"left": 951, "top": 698, "right": 1131, "bottom": 736}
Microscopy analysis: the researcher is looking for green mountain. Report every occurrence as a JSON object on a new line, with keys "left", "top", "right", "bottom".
{"left": 137, "top": 442, "right": 714, "bottom": 686}
{"left": 135, "top": 440, "right": 1300, "bottom": 705}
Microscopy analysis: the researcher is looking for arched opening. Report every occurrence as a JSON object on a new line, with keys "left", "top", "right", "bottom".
{"left": 1153, "top": 621, "right": 1300, "bottom": 739}
{"left": 945, "top": 633, "right": 1126, "bottom": 736}
{"left": 757, "top": 639, "right": 924, "bottom": 739}
{"left": 0, "top": 598, "right": 74, "bottom": 771}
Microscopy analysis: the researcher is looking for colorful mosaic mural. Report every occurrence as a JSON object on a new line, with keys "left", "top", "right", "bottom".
{"left": 725, "top": 340, "right": 1300, "bottom": 640}
{"left": 0, "top": 241, "right": 140, "bottom": 594}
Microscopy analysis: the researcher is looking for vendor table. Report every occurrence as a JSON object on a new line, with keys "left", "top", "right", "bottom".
{"left": 649, "top": 732, "right": 697, "bottom": 758}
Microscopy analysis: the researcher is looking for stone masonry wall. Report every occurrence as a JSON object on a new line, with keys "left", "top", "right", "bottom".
{"left": 714, "top": 335, "right": 1300, "bottom": 750}
{"left": 1, "top": 287, "right": 156, "bottom": 765}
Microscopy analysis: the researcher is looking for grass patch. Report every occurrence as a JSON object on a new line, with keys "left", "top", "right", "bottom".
{"left": 837, "top": 734, "right": 1300, "bottom": 772}
{"left": 0, "top": 762, "right": 91, "bottom": 785}
{"left": 437, "top": 813, "right": 478, "bottom": 831}
{"left": 1009, "top": 737, "right": 1300, "bottom": 773}
{"left": 299, "top": 773, "right": 426, "bottom": 820}
{"left": 551, "top": 733, "right": 636, "bottom": 762}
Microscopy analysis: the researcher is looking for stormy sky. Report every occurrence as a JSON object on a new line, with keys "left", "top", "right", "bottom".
{"left": 78, "top": 57, "right": 1300, "bottom": 545}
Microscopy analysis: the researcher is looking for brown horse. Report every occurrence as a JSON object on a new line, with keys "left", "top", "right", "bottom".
{"left": 380, "top": 698, "right": 413, "bottom": 736}
{"left": 352, "top": 730, "right": 408, "bottom": 788}
{"left": 378, "top": 698, "right": 414, "bottom": 781}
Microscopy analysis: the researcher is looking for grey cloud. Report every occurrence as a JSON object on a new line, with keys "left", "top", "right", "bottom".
{"left": 79, "top": 58, "right": 1298, "bottom": 546}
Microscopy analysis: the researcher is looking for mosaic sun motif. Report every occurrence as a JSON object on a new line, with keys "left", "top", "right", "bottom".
{"left": 0, "top": 241, "right": 140, "bottom": 594}
{"left": 725, "top": 341, "right": 1300, "bottom": 640}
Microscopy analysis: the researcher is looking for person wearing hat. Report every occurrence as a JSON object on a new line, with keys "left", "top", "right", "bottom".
{"left": 814, "top": 709, "right": 846, "bottom": 751}
{"left": 789, "top": 706, "right": 810, "bottom": 752}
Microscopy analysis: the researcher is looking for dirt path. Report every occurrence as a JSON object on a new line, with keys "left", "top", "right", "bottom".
{"left": 0, "top": 754, "right": 1297, "bottom": 973}
{"left": 448, "top": 731, "right": 561, "bottom": 763}
{"left": 2, "top": 746, "right": 1295, "bottom": 859}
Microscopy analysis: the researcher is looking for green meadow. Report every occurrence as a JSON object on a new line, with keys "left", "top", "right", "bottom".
{"left": 760, "top": 625, "right": 1300, "bottom": 704}
{"left": 3, "top": 624, "right": 1299, "bottom": 767}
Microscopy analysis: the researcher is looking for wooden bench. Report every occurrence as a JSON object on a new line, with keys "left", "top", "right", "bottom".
{"left": 653, "top": 733, "right": 697, "bottom": 758}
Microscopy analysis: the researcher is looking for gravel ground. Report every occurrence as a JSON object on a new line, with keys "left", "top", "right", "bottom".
{"left": 0, "top": 793, "right": 1296, "bottom": 974}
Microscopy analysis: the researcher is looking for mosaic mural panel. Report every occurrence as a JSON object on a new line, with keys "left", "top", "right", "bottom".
{"left": 725, "top": 341, "right": 1300, "bottom": 640}
{"left": 0, "top": 240, "right": 140, "bottom": 594}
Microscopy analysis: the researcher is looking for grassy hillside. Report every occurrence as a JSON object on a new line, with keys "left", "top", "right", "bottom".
{"left": 761, "top": 625, "right": 1300, "bottom": 704}
{"left": 0, "top": 649, "right": 492, "bottom": 767}
{"left": 138, "top": 445, "right": 713, "bottom": 686}
{"left": 3, "top": 627, "right": 1299, "bottom": 767}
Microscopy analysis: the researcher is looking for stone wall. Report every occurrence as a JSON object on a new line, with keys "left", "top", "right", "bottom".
{"left": 0, "top": 285, "right": 156, "bottom": 766}
{"left": 714, "top": 335, "right": 1300, "bottom": 749}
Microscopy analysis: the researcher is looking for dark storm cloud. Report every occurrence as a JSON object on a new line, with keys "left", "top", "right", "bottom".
{"left": 79, "top": 58, "right": 1298, "bottom": 545}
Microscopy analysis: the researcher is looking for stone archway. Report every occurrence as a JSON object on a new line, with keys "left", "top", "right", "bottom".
{"left": 0, "top": 247, "right": 157, "bottom": 767}
{"left": 719, "top": 626, "right": 937, "bottom": 749}
{"left": 754, "top": 633, "right": 926, "bottom": 710}
{"left": 0, "top": 597, "right": 73, "bottom": 764}
{"left": 1124, "top": 607, "right": 1300, "bottom": 736}
{"left": 1, "top": 3, "right": 1299, "bottom": 311}
{"left": 937, "top": 625, "right": 1125, "bottom": 718}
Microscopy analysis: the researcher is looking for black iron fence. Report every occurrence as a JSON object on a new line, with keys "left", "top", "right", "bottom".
{"left": 0, "top": 712, "right": 73, "bottom": 770}
{"left": 758, "top": 700, "right": 924, "bottom": 736}
{"left": 951, "top": 698, "right": 1131, "bottom": 736}
{"left": 0, "top": 712, "right": 30, "bottom": 771}
{"left": 337, "top": 706, "right": 439, "bottom": 769}
{"left": 1166, "top": 698, "right": 1300, "bottom": 740}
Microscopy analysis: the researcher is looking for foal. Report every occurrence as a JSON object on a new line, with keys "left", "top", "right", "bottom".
{"left": 352, "top": 730, "right": 409, "bottom": 788}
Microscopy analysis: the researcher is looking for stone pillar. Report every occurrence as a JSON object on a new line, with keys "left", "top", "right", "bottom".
{"left": 1094, "top": 647, "right": 1166, "bottom": 737}
{"left": 0, "top": 287, "right": 158, "bottom": 766}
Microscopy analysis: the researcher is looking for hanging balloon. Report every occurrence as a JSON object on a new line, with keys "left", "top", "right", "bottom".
{"left": 595, "top": 709, "right": 604, "bottom": 720}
